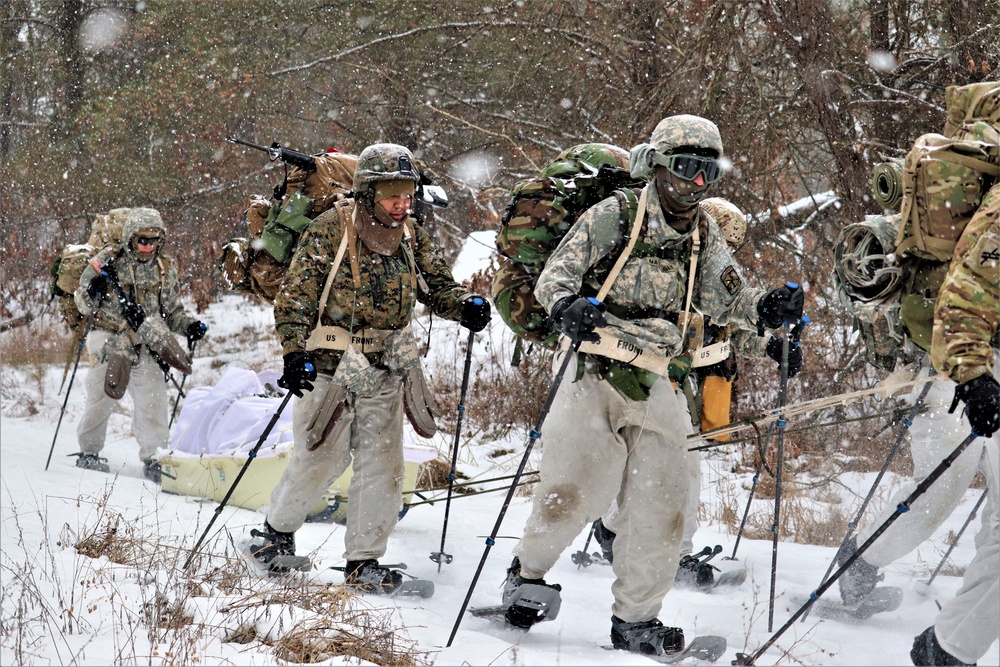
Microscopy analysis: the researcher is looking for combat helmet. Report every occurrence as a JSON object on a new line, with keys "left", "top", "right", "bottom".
{"left": 650, "top": 115, "right": 723, "bottom": 156}
{"left": 538, "top": 143, "right": 631, "bottom": 180}
{"left": 352, "top": 143, "right": 419, "bottom": 200}
{"left": 701, "top": 198, "right": 747, "bottom": 247}
{"left": 122, "top": 207, "right": 167, "bottom": 262}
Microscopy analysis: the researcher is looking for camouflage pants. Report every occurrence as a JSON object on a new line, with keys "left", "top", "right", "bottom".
{"left": 77, "top": 331, "right": 170, "bottom": 461}
{"left": 267, "top": 370, "right": 405, "bottom": 562}
{"left": 514, "top": 352, "right": 694, "bottom": 623}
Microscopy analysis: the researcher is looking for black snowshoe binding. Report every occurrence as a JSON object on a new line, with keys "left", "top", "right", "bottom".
{"left": 592, "top": 518, "right": 617, "bottom": 564}
{"left": 344, "top": 559, "right": 404, "bottom": 595}
{"left": 247, "top": 522, "right": 312, "bottom": 575}
{"left": 674, "top": 545, "right": 722, "bottom": 591}
{"left": 73, "top": 452, "right": 110, "bottom": 473}
{"left": 910, "top": 626, "right": 976, "bottom": 666}
{"left": 836, "top": 536, "right": 882, "bottom": 605}
{"left": 611, "top": 615, "right": 685, "bottom": 656}
{"left": 502, "top": 557, "right": 562, "bottom": 628}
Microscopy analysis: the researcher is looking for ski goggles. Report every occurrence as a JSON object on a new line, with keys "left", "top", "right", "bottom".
{"left": 651, "top": 152, "right": 723, "bottom": 184}
{"left": 136, "top": 235, "right": 162, "bottom": 247}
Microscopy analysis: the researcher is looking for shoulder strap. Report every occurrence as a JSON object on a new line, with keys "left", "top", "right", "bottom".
{"left": 596, "top": 186, "right": 647, "bottom": 302}
{"left": 313, "top": 205, "right": 355, "bottom": 330}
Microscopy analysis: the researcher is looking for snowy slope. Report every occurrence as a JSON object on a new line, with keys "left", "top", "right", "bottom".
{"left": 2, "top": 268, "right": 998, "bottom": 666}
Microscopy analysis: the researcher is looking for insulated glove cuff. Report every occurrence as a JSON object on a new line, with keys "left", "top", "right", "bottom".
{"left": 757, "top": 283, "right": 804, "bottom": 329}
{"left": 460, "top": 296, "right": 491, "bottom": 332}
{"left": 954, "top": 374, "right": 1000, "bottom": 438}
{"left": 551, "top": 295, "right": 606, "bottom": 343}
{"left": 765, "top": 335, "right": 803, "bottom": 378}
{"left": 278, "top": 351, "right": 317, "bottom": 397}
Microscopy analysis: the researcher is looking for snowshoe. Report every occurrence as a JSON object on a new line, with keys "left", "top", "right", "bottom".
{"left": 501, "top": 557, "right": 562, "bottom": 628}
{"left": 72, "top": 452, "right": 110, "bottom": 473}
{"left": 836, "top": 536, "right": 883, "bottom": 605}
{"left": 603, "top": 635, "right": 728, "bottom": 664}
{"left": 246, "top": 522, "right": 312, "bottom": 576}
{"left": 610, "top": 615, "right": 685, "bottom": 656}
{"left": 331, "top": 561, "right": 435, "bottom": 597}
{"left": 674, "top": 545, "right": 723, "bottom": 591}
{"left": 793, "top": 585, "right": 902, "bottom": 621}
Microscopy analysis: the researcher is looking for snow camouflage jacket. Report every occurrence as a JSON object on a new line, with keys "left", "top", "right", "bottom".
{"left": 274, "top": 198, "right": 470, "bottom": 373}
{"left": 932, "top": 182, "right": 1000, "bottom": 385}
{"left": 75, "top": 208, "right": 196, "bottom": 364}
{"left": 535, "top": 181, "right": 766, "bottom": 377}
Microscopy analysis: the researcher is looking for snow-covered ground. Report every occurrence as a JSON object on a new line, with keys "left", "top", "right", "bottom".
{"left": 2, "top": 245, "right": 997, "bottom": 665}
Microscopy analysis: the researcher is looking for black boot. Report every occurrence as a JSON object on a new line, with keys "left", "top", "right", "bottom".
{"left": 592, "top": 519, "right": 616, "bottom": 564}
{"left": 910, "top": 626, "right": 976, "bottom": 666}
{"left": 502, "top": 557, "right": 562, "bottom": 628}
{"left": 73, "top": 452, "right": 110, "bottom": 473}
{"left": 248, "top": 521, "right": 311, "bottom": 574}
{"left": 836, "top": 536, "right": 881, "bottom": 604}
{"left": 675, "top": 551, "right": 716, "bottom": 590}
{"left": 611, "top": 615, "right": 685, "bottom": 656}
{"left": 142, "top": 459, "right": 162, "bottom": 484}
{"left": 344, "top": 559, "right": 403, "bottom": 594}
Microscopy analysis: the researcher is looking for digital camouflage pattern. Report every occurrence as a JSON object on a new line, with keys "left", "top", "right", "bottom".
{"left": 896, "top": 132, "right": 1000, "bottom": 262}
{"left": 352, "top": 143, "right": 419, "bottom": 198}
{"left": 274, "top": 197, "right": 470, "bottom": 374}
{"left": 75, "top": 207, "right": 196, "bottom": 366}
{"left": 649, "top": 115, "right": 724, "bottom": 155}
{"left": 535, "top": 181, "right": 765, "bottom": 370}
{"left": 493, "top": 144, "right": 642, "bottom": 346}
{"left": 932, "top": 182, "right": 1000, "bottom": 385}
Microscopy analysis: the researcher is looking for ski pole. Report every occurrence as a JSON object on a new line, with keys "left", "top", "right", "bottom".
{"left": 169, "top": 337, "right": 198, "bottom": 429}
{"left": 766, "top": 319, "right": 794, "bottom": 633}
{"left": 183, "top": 389, "right": 294, "bottom": 571}
{"left": 430, "top": 328, "right": 476, "bottom": 570}
{"left": 734, "top": 431, "right": 981, "bottom": 666}
{"left": 447, "top": 338, "right": 581, "bottom": 648}
{"left": 915, "top": 487, "right": 989, "bottom": 595}
{"left": 801, "top": 372, "right": 935, "bottom": 621}
{"left": 45, "top": 294, "right": 104, "bottom": 471}
{"left": 572, "top": 522, "right": 597, "bottom": 568}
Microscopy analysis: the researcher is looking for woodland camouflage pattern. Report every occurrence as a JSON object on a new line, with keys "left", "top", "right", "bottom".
{"left": 650, "top": 114, "right": 724, "bottom": 155}
{"left": 75, "top": 208, "right": 196, "bottom": 364}
{"left": 534, "top": 182, "right": 765, "bottom": 363}
{"left": 932, "top": 182, "right": 1000, "bottom": 385}
{"left": 274, "top": 198, "right": 470, "bottom": 373}
{"left": 352, "top": 143, "right": 419, "bottom": 197}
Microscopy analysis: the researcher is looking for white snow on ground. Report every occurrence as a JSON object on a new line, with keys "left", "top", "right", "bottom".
{"left": 2, "top": 241, "right": 998, "bottom": 666}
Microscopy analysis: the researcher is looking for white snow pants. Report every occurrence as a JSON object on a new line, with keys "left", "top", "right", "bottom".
{"left": 514, "top": 353, "right": 693, "bottom": 623}
{"left": 858, "top": 363, "right": 994, "bottom": 569}
{"left": 934, "top": 354, "right": 1000, "bottom": 665}
{"left": 268, "top": 371, "right": 405, "bottom": 562}
{"left": 77, "top": 331, "right": 170, "bottom": 462}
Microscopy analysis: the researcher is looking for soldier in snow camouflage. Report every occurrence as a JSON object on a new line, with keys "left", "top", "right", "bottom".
{"left": 249, "top": 143, "right": 491, "bottom": 590}
{"left": 74, "top": 207, "right": 205, "bottom": 483}
{"left": 910, "top": 180, "right": 999, "bottom": 667}
{"left": 500, "top": 115, "right": 805, "bottom": 656}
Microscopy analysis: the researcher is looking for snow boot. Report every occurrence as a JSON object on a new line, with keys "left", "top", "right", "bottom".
{"left": 836, "top": 535, "right": 882, "bottom": 604}
{"left": 247, "top": 521, "right": 311, "bottom": 574}
{"left": 73, "top": 452, "right": 110, "bottom": 473}
{"left": 910, "top": 626, "right": 976, "bottom": 666}
{"left": 675, "top": 550, "right": 716, "bottom": 590}
{"left": 592, "top": 518, "right": 616, "bottom": 564}
{"left": 610, "top": 615, "right": 685, "bottom": 656}
{"left": 142, "top": 459, "right": 162, "bottom": 484}
{"left": 344, "top": 559, "right": 404, "bottom": 595}
{"left": 502, "top": 557, "right": 562, "bottom": 628}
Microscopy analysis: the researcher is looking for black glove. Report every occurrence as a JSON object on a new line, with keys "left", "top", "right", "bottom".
{"left": 550, "top": 295, "right": 606, "bottom": 343}
{"left": 953, "top": 374, "right": 1000, "bottom": 438}
{"left": 460, "top": 296, "right": 491, "bottom": 332}
{"left": 765, "top": 335, "right": 803, "bottom": 378}
{"left": 186, "top": 321, "right": 208, "bottom": 344}
{"left": 277, "top": 351, "right": 317, "bottom": 397}
{"left": 120, "top": 298, "right": 146, "bottom": 331}
{"left": 86, "top": 273, "right": 108, "bottom": 300}
{"left": 757, "top": 282, "right": 805, "bottom": 329}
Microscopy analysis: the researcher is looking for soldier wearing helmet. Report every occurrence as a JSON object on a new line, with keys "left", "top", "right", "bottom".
{"left": 499, "top": 116, "right": 805, "bottom": 657}
{"left": 74, "top": 207, "right": 206, "bottom": 483}
{"left": 250, "top": 143, "right": 491, "bottom": 590}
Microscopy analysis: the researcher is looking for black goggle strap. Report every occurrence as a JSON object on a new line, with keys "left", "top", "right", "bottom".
{"left": 651, "top": 152, "right": 721, "bottom": 183}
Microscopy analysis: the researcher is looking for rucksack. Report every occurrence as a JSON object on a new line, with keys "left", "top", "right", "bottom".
{"left": 492, "top": 144, "right": 642, "bottom": 349}
{"left": 834, "top": 82, "right": 999, "bottom": 370}
{"left": 218, "top": 150, "right": 359, "bottom": 302}
{"left": 49, "top": 208, "right": 130, "bottom": 331}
